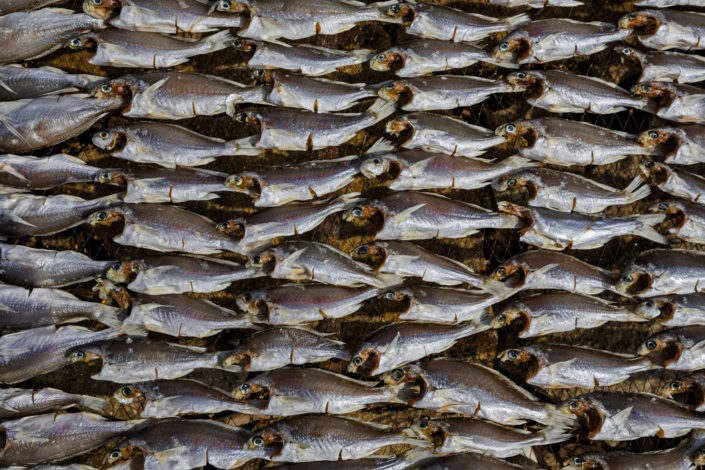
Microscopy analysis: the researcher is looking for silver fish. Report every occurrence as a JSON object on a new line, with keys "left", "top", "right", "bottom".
{"left": 635, "top": 81, "right": 705, "bottom": 124}
{"left": 0, "top": 8, "right": 104, "bottom": 63}
{"left": 235, "top": 367, "right": 407, "bottom": 415}
{"left": 238, "top": 284, "right": 379, "bottom": 325}
{"left": 249, "top": 241, "right": 396, "bottom": 288}
{"left": 493, "top": 19, "right": 632, "bottom": 64}
{"left": 494, "top": 168, "right": 651, "bottom": 213}
{"left": 414, "top": 453, "right": 531, "bottom": 470}
{"left": 0, "top": 92, "right": 124, "bottom": 153}
{"left": 223, "top": 326, "right": 350, "bottom": 372}
{"left": 662, "top": 371, "right": 705, "bottom": 411}
{"left": 492, "top": 292, "right": 649, "bottom": 338}
{"left": 378, "top": 75, "right": 516, "bottom": 112}
{"left": 344, "top": 191, "right": 519, "bottom": 240}
{"left": 386, "top": 112, "right": 505, "bottom": 158}
{"left": 651, "top": 198, "right": 705, "bottom": 244}
{"left": 84, "top": 0, "right": 245, "bottom": 33}
{"left": 370, "top": 39, "right": 504, "bottom": 77}
{"left": 269, "top": 456, "right": 415, "bottom": 470}
{"left": 92, "top": 121, "right": 257, "bottom": 168}
{"left": 641, "top": 160, "right": 705, "bottom": 205}
{"left": 636, "top": 0, "right": 705, "bottom": 5}
{"left": 1, "top": 0, "right": 64, "bottom": 14}
{"left": 638, "top": 124, "right": 705, "bottom": 165}
{"left": 489, "top": 0, "right": 582, "bottom": 5}
{"left": 0, "top": 193, "right": 121, "bottom": 237}
{"left": 352, "top": 240, "right": 485, "bottom": 287}
{"left": 498, "top": 202, "right": 667, "bottom": 250}
{"left": 234, "top": 98, "right": 394, "bottom": 150}
{"left": 0, "top": 64, "right": 100, "bottom": 100}
{"left": 639, "top": 326, "right": 705, "bottom": 370}
{"left": 0, "top": 243, "right": 113, "bottom": 287}
{"left": 616, "top": 45, "right": 705, "bottom": 84}
{"left": 617, "top": 248, "right": 705, "bottom": 297}
{"left": 0, "top": 412, "right": 143, "bottom": 466}
{"left": 619, "top": 10, "right": 705, "bottom": 51}
{"left": 505, "top": 69, "right": 648, "bottom": 114}
{"left": 387, "top": 3, "right": 528, "bottom": 43}
{"left": 384, "top": 285, "right": 498, "bottom": 323}
{"left": 233, "top": 38, "right": 372, "bottom": 77}
{"left": 636, "top": 293, "right": 705, "bottom": 327}
{"left": 349, "top": 321, "right": 485, "bottom": 376}
{"left": 70, "top": 28, "right": 232, "bottom": 68}
{"left": 500, "top": 343, "right": 655, "bottom": 389}
{"left": 0, "top": 387, "right": 108, "bottom": 419}
{"left": 0, "top": 154, "right": 106, "bottom": 189}
{"left": 487, "top": 250, "right": 618, "bottom": 296}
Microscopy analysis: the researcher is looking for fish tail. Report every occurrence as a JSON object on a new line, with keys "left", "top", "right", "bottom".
{"left": 375, "top": 272, "right": 405, "bottom": 288}
{"left": 545, "top": 404, "right": 578, "bottom": 430}
{"left": 203, "top": 30, "right": 234, "bottom": 52}
{"left": 78, "top": 394, "right": 111, "bottom": 414}
{"left": 92, "top": 304, "right": 123, "bottom": 328}
{"left": 399, "top": 432, "right": 433, "bottom": 449}
{"left": 539, "top": 423, "right": 572, "bottom": 445}
{"left": 503, "top": 155, "right": 539, "bottom": 170}
{"left": 633, "top": 213, "right": 668, "bottom": 245}
{"left": 225, "top": 135, "right": 261, "bottom": 156}
{"left": 352, "top": 49, "right": 374, "bottom": 62}
{"left": 502, "top": 13, "right": 530, "bottom": 27}
{"left": 622, "top": 175, "right": 651, "bottom": 203}
{"left": 365, "top": 98, "right": 396, "bottom": 125}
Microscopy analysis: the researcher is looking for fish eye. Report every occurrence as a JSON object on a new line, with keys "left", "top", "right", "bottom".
{"left": 230, "top": 39, "right": 242, "bottom": 48}
{"left": 100, "top": 171, "right": 113, "bottom": 180}
{"left": 418, "top": 420, "right": 428, "bottom": 429}
{"left": 496, "top": 313, "right": 506, "bottom": 323}
{"left": 508, "top": 349, "right": 520, "bottom": 360}
{"left": 375, "top": 54, "right": 387, "bottom": 62}
{"left": 516, "top": 72, "right": 526, "bottom": 79}
{"left": 389, "top": 4, "right": 399, "bottom": 13}
{"left": 69, "top": 37, "right": 82, "bottom": 48}
{"left": 91, "top": 0, "right": 104, "bottom": 4}
{"left": 507, "top": 178, "right": 517, "bottom": 188}
{"left": 356, "top": 246, "right": 369, "bottom": 255}
{"left": 95, "top": 211, "right": 108, "bottom": 221}
{"left": 384, "top": 291, "right": 396, "bottom": 299}
{"left": 498, "top": 42, "right": 510, "bottom": 52}
{"left": 391, "top": 369, "right": 404, "bottom": 381}
{"left": 670, "top": 381, "right": 682, "bottom": 390}
{"left": 100, "top": 83, "right": 112, "bottom": 94}
{"left": 236, "top": 113, "right": 248, "bottom": 123}
{"left": 109, "top": 450, "right": 122, "bottom": 460}
{"left": 252, "top": 436, "right": 264, "bottom": 447}
{"left": 621, "top": 47, "right": 632, "bottom": 54}
{"left": 252, "top": 255, "right": 262, "bottom": 264}
{"left": 254, "top": 69, "right": 264, "bottom": 78}
{"left": 568, "top": 400, "right": 580, "bottom": 410}
{"left": 240, "top": 384, "right": 251, "bottom": 394}
{"left": 243, "top": 293, "right": 252, "bottom": 302}
{"left": 72, "top": 350, "right": 86, "bottom": 359}
{"left": 622, "top": 275, "right": 633, "bottom": 283}
{"left": 505, "top": 123, "right": 516, "bottom": 134}
{"left": 352, "top": 356, "right": 363, "bottom": 366}
{"left": 231, "top": 175, "right": 243, "bottom": 185}
{"left": 572, "top": 457, "right": 584, "bottom": 467}
{"left": 496, "top": 267, "right": 506, "bottom": 277}
{"left": 219, "top": 0, "right": 232, "bottom": 9}
{"left": 700, "top": 447, "right": 705, "bottom": 455}
{"left": 645, "top": 160, "right": 655, "bottom": 169}
{"left": 646, "top": 340, "right": 657, "bottom": 350}
{"left": 657, "top": 203, "right": 668, "bottom": 211}
{"left": 383, "top": 83, "right": 395, "bottom": 91}
{"left": 121, "top": 387, "right": 133, "bottom": 396}
{"left": 99, "top": 130, "right": 110, "bottom": 140}
{"left": 640, "top": 83, "right": 651, "bottom": 92}
{"left": 110, "top": 262, "right": 122, "bottom": 270}
{"left": 645, "top": 300, "right": 654, "bottom": 307}
{"left": 627, "top": 13, "right": 638, "bottom": 20}
{"left": 648, "top": 130, "right": 659, "bottom": 139}
{"left": 351, "top": 207, "right": 363, "bottom": 217}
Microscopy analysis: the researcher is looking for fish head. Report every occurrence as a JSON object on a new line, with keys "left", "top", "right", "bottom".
{"left": 216, "top": 0, "right": 250, "bottom": 13}
{"left": 618, "top": 11, "right": 660, "bottom": 37}
{"left": 638, "top": 128, "right": 673, "bottom": 150}
{"left": 559, "top": 396, "right": 602, "bottom": 438}
{"left": 382, "top": 287, "right": 410, "bottom": 303}
{"left": 490, "top": 262, "right": 525, "bottom": 289}
{"left": 83, "top": 0, "right": 120, "bottom": 20}
{"left": 92, "top": 79, "right": 134, "bottom": 100}
{"left": 351, "top": 242, "right": 388, "bottom": 267}
{"left": 615, "top": 267, "right": 651, "bottom": 297}
{"left": 505, "top": 71, "right": 536, "bottom": 92}
{"left": 216, "top": 219, "right": 246, "bottom": 238}
{"left": 87, "top": 209, "right": 123, "bottom": 227}
{"left": 378, "top": 81, "right": 409, "bottom": 104}
{"left": 92, "top": 128, "right": 123, "bottom": 152}
{"left": 613, "top": 45, "right": 642, "bottom": 64}
{"left": 223, "top": 350, "right": 252, "bottom": 370}
{"left": 348, "top": 348, "right": 380, "bottom": 375}
{"left": 104, "top": 445, "right": 141, "bottom": 466}
{"left": 67, "top": 347, "right": 102, "bottom": 363}
{"left": 236, "top": 290, "right": 269, "bottom": 316}
{"left": 409, "top": 419, "right": 445, "bottom": 446}
{"left": 498, "top": 347, "right": 533, "bottom": 365}
{"left": 246, "top": 250, "right": 277, "bottom": 274}
{"left": 493, "top": 172, "right": 535, "bottom": 198}
{"left": 94, "top": 278, "right": 132, "bottom": 310}
{"left": 382, "top": 366, "right": 426, "bottom": 403}
{"left": 370, "top": 51, "right": 404, "bottom": 72}
{"left": 106, "top": 261, "right": 141, "bottom": 284}
{"left": 230, "top": 38, "right": 257, "bottom": 53}
{"left": 360, "top": 153, "right": 399, "bottom": 180}
{"left": 225, "top": 174, "right": 260, "bottom": 195}
{"left": 639, "top": 160, "right": 671, "bottom": 187}
{"left": 66, "top": 35, "right": 93, "bottom": 52}
{"left": 563, "top": 455, "right": 604, "bottom": 470}
{"left": 385, "top": 117, "right": 413, "bottom": 142}
{"left": 497, "top": 202, "right": 533, "bottom": 232}
{"left": 343, "top": 201, "right": 383, "bottom": 224}
{"left": 492, "top": 38, "right": 528, "bottom": 64}
{"left": 495, "top": 122, "right": 536, "bottom": 148}
{"left": 95, "top": 169, "right": 127, "bottom": 185}
{"left": 633, "top": 82, "right": 673, "bottom": 103}
{"left": 233, "top": 382, "right": 267, "bottom": 401}
{"left": 233, "top": 111, "right": 260, "bottom": 126}
{"left": 695, "top": 447, "right": 705, "bottom": 467}
{"left": 635, "top": 297, "right": 672, "bottom": 321}
{"left": 113, "top": 384, "right": 146, "bottom": 406}
{"left": 490, "top": 305, "right": 528, "bottom": 332}
{"left": 638, "top": 333, "right": 683, "bottom": 367}
{"left": 251, "top": 68, "right": 273, "bottom": 84}
{"left": 385, "top": 3, "right": 414, "bottom": 22}
{"left": 660, "top": 377, "right": 696, "bottom": 400}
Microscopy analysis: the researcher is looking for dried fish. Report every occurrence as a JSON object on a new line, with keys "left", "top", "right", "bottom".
{"left": 498, "top": 202, "right": 667, "bottom": 250}
{"left": 619, "top": 10, "right": 705, "bottom": 51}
{"left": 1, "top": 0, "right": 64, "bottom": 14}
{"left": 0, "top": 387, "right": 108, "bottom": 419}
{"left": 639, "top": 326, "right": 705, "bottom": 370}
{"left": 635, "top": 81, "right": 705, "bottom": 123}
{"left": 492, "top": 292, "right": 649, "bottom": 338}
{"left": 349, "top": 321, "right": 486, "bottom": 375}
{"left": 636, "top": 0, "right": 705, "bottom": 5}
{"left": 662, "top": 371, "right": 705, "bottom": 411}
{"left": 223, "top": 327, "right": 350, "bottom": 372}
{"left": 636, "top": 293, "right": 705, "bottom": 327}
{"left": 650, "top": 199, "right": 705, "bottom": 244}
{"left": 617, "top": 249, "right": 705, "bottom": 297}
{"left": 235, "top": 367, "right": 407, "bottom": 415}
{"left": 505, "top": 69, "right": 648, "bottom": 114}
{"left": 493, "top": 19, "right": 631, "bottom": 64}
{"left": 638, "top": 124, "right": 705, "bottom": 165}
{"left": 494, "top": 168, "right": 651, "bottom": 213}
{"left": 352, "top": 240, "right": 485, "bottom": 287}
{"left": 500, "top": 344, "right": 655, "bottom": 389}
{"left": 384, "top": 285, "right": 497, "bottom": 323}
{"left": 0, "top": 65, "right": 100, "bottom": 100}
{"left": 234, "top": 98, "right": 394, "bottom": 150}
{"left": 0, "top": 154, "right": 106, "bottom": 189}
{"left": 386, "top": 112, "right": 505, "bottom": 158}
{"left": 616, "top": 46, "right": 705, "bottom": 84}
{"left": 641, "top": 160, "right": 705, "bottom": 205}
{"left": 269, "top": 456, "right": 414, "bottom": 470}
{"left": 414, "top": 453, "right": 530, "bottom": 470}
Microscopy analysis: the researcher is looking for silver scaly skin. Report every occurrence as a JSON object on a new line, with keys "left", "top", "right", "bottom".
{"left": 0, "top": 154, "right": 107, "bottom": 189}
{"left": 0, "top": 65, "right": 101, "bottom": 100}
{"left": 639, "top": 326, "right": 705, "bottom": 371}
{"left": 619, "top": 10, "right": 705, "bottom": 51}
{"left": 617, "top": 249, "right": 705, "bottom": 297}
{"left": 616, "top": 46, "right": 705, "bottom": 84}
{"left": 383, "top": 285, "right": 498, "bottom": 324}
{"left": 0, "top": 387, "right": 109, "bottom": 419}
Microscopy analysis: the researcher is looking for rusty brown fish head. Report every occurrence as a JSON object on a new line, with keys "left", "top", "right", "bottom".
{"left": 492, "top": 38, "right": 529, "bottom": 63}
{"left": 382, "top": 288, "right": 410, "bottom": 303}
{"left": 497, "top": 201, "right": 534, "bottom": 233}
{"left": 633, "top": 82, "right": 675, "bottom": 107}
{"left": 67, "top": 35, "right": 94, "bottom": 52}
{"left": 67, "top": 347, "right": 102, "bottom": 363}
{"left": 225, "top": 174, "right": 260, "bottom": 196}
{"left": 216, "top": 0, "right": 250, "bottom": 13}
{"left": 635, "top": 297, "right": 673, "bottom": 322}
{"left": 113, "top": 384, "right": 146, "bottom": 406}
{"left": 385, "top": 3, "right": 414, "bottom": 22}
{"left": 378, "top": 81, "right": 409, "bottom": 104}
{"left": 618, "top": 12, "right": 660, "bottom": 37}
{"left": 234, "top": 382, "right": 267, "bottom": 401}
{"left": 106, "top": 260, "right": 141, "bottom": 284}
{"left": 348, "top": 349, "right": 380, "bottom": 374}
{"left": 233, "top": 111, "right": 260, "bottom": 126}
{"left": 564, "top": 455, "right": 604, "bottom": 470}
{"left": 370, "top": 51, "right": 404, "bottom": 72}
{"left": 343, "top": 202, "right": 384, "bottom": 227}
{"left": 92, "top": 80, "right": 134, "bottom": 100}
{"left": 638, "top": 334, "right": 683, "bottom": 367}
{"left": 247, "top": 432, "right": 283, "bottom": 457}
{"left": 104, "top": 445, "right": 142, "bottom": 466}
{"left": 409, "top": 419, "right": 446, "bottom": 448}
{"left": 499, "top": 347, "right": 540, "bottom": 380}
{"left": 95, "top": 169, "right": 127, "bottom": 185}
{"left": 496, "top": 122, "right": 536, "bottom": 149}
{"left": 223, "top": 350, "right": 252, "bottom": 370}
{"left": 246, "top": 251, "right": 277, "bottom": 274}
{"left": 385, "top": 116, "right": 413, "bottom": 137}
{"left": 88, "top": 209, "right": 123, "bottom": 227}
{"left": 614, "top": 45, "right": 642, "bottom": 64}
{"left": 559, "top": 396, "right": 603, "bottom": 439}
{"left": 616, "top": 267, "right": 651, "bottom": 297}
{"left": 695, "top": 447, "right": 705, "bottom": 466}
{"left": 83, "top": 0, "right": 120, "bottom": 20}
{"left": 490, "top": 306, "right": 530, "bottom": 334}
{"left": 661, "top": 377, "right": 698, "bottom": 401}
{"left": 230, "top": 38, "right": 257, "bottom": 53}
{"left": 360, "top": 154, "right": 399, "bottom": 181}
{"left": 92, "top": 128, "right": 123, "bottom": 152}
{"left": 493, "top": 173, "right": 535, "bottom": 199}
{"left": 236, "top": 290, "right": 269, "bottom": 318}
{"left": 504, "top": 71, "right": 535, "bottom": 91}
{"left": 94, "top": 278, "right": 132, "bottom": 310}
{"left": 216, "top": 219, "right": 246, "bottom": 238}
{"left": 351, "top": 243, "right": 388, "bottom": 269}
{"left": 639, "top": 160, "right": 671, "bottom": 186}
{"left": 382, "top": 367, "right": 426, "bottom": 404}
{"left": 638, "top": 128, "right": 673, "bottom": 149}
{"left": 490, "top": 263, "right": 526, "bottom": 289}
{"left": 251, "top": 68, "right": 273, "bottom": 84}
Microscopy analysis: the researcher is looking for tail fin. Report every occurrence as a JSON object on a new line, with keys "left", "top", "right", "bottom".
{"left": 365, "top": 98, "right": 396, "bottom": 124}
{"left": 539, "top": 424, "right": 572, "bottom": 445}
{"left": 622, "top": 175, "right": 651, "bottom": 203}
{"left": 544, "top": 404, "right": 578, "bottom": 431}
{"left": 225, "top": 135, "right": 261, "bottom": 156}
{"left": 633, "top": 213, "right": 668, "bottom": 245}
{"left": 79, "top": 394, "right": 111, "bottom": 414}
{"left": 503, "top": 155, "right": 539, "bottom": 170}
{"left": 92, "top": 304, "right": 123, "bottom": 328}
{"left": 375, "top": 272, "right": 405, "bottom": 288}
{"left": 203, "top": 30, "right": 233, "bottom": 52}
{"left": 503, "top": 13, "right": 531, "bottom": 28}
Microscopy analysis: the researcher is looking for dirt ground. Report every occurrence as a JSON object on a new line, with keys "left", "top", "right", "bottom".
{"left": 6, "top": 0, "right": 705, "bottom": 468}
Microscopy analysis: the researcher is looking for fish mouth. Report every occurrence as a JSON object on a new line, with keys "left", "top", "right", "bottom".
{"left": 223, "top": 353, "right": 251, "bottom": 370}
{"left": 225, "top": 175, "right": 260, "bottom": 195}
{"left": 619, "top": 12, "right": 660, "bottom": 37}
{"left": 379, "top": 83, "right": 410, "bottom": 106}
{"left": 385, "top": 118, "right": 412, "bottom": 137}
{"left": 372, "top": 51, "right": 405, "bottom": 72}
{"left": 497, "top": 202, "right": 533, "bottom": 233}
{"left": 394, "top": 374, "right": 426, "bottom": 405}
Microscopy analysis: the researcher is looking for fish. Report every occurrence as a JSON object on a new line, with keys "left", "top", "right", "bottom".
{"left": 0, "top": 8, "right": 105, "bottom": 63}
{"left": 489, "top": 0, "right": 582, "bottom": 5}
{"left": 112, "top": 379, "right": 256, "bottom": 418}
{"left": 0, "top": 193, "right": 122, "bottom": 237}
{"left": 0, "top": 325, "right": 138, "bottom": 384}
{"left": 494, "top": 168, "right": 651, "bottom": 213}
{"left": 234, "top": 366, "right": 408, "bottom": 415}
{"left": 0, "top": 387, "right": 109, "bottom": 419}
{"left": 269, "top": 456, "right": 416, "bottom": 470}
{"left": 409, "top": 417, "right": 568, "bottom": 458}
{"left": 0, "top": 92, "right": 125, "bottom": 153}
{"left": 69, "top": 28, "right": 232, "bottom": 68}
{"left": 95, "top": 71, "right": 268, "bottom": 119}
{"left": 638, "top": 326, "right": 705, "bottom": 370}
{"left": 105, "top": 255, "right": 260, "bottom": 295}
{"left": 0, "top": 412, "right": 144, "bottom": 466}
{"left": 1, "top": 0, "right": 64, "bottom": 14}
{"left": 248, "top": 241, "right": 395, "bottom": 288}
{"left": 246, "top": 415, "right": 429, "bottom": 462}
{"left": 232, "top": 38, "right": 372, "bottom": 77}
{"left": 383, "top": 285, "right": 498, "bottom": 323}
{"left": 500, "top": 344, "right": 655, "bottom": 389}
{"left": 491, "top": 292, "right": 649, "bottom": 338}
{"left": 487, "top": 250, "right": 618, "bottom": 296}
{"left": 638, "top": 124, "right": 705, "bottom": 165}
{"left": 67, "top": 337, "right": 242, "bottom": 383}
{"left": 104, "top": 419, "right": 274, "bottom": 470}
{"left": 559, "top": 391, "right": 705, "bottom": 440}
{"left": 382, "top": 357, "right": 573, "bottom": 426}
{"left": 0, "top": 243, "right": 113, "bottom": 288}
{"left": 219, "top": 0, "right": 399, "bottom": 41}
{"left": 0, "top": 154, "right": 107, "bottom": 189}
{"left": 225, "top": 155, "right": 361, "bottom": 207}
{"left": 258, "top": 70, "right": 377, "bottom": 113}
{"left": 370, "top": 39, "right": 505, "bottom": 77}
{"left": 496, "top": 117, "right": 658, "bottom": 166}
{"left": 641, "top": 160, "right": 705, "bottom": 205}
{"left": 233, "top": 98, "right": 395, "bottom": 150}
{"left": 636, "top": 0, "right": 705, "bottom": 5}
{"left": 223, "top": 326, "right": 351, "bottom": 372}
{"left": 386, "top": 112, "right": 506, "bottom": 158}
{"left": 238, "top": 284, "right": 379, "bottom": 325}
{"left": 505, "top": 69, "right": 648, "bottom": 114}
{"left": 0, "top": 284, "right": 121, "bottom": 329}
{"left": 124, "top": 292, "right": 253, "bottom": 338}
{"left": 661, "top": 371, "right": 705, "bottom": 411}
{"left": 378, "top": 75, "right": 516, "bottom": 112}
{"left": 652, "top": 198, "right": 705, "bottom": 244}
{"left": 84, "top": 0, "right": 245, "bottom": 33}
{"left": 616, "top": 46, "right": 705, "bottom": 84}
{"left": 0, "top": 64, "right": 101, "bottom": 100}
{"left": 348, "top": 321, "right": 487, "bottom": 376}
{"left": 492, "top": 18, "right": 632, "bottom": 64}
{"left": 498, "top": 202, "right": 667, "bottom": 250}
{"left": 636, "top": 293, "right": 705, "bottom": 327}
{"left": 388, "top": 3, "right": 528, "bottom": 42}
{"left": 413, "top": 453, "right": 531, "bottom": 470}
{"left": 617, "top": 248, "right": 705, "bottom": 297}
{"left": 352, "top": 240, "right": 485, "bottom": 287}
{"left": 618, "top": 10, "right": 705, "bottom": 51}
{"left": 635, "top": 81, "right": 705, "bottom": 124}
